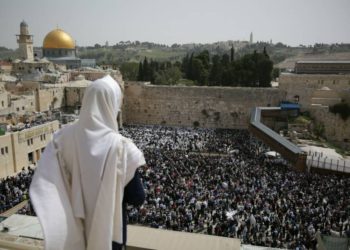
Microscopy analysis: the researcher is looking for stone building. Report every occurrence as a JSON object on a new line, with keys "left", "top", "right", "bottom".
{"left": 295, "top": 61, "right": 350, "bottom": 74}
{"left": 279, "top": 73, "right": 350, "bottom": 110}
{"left": 12, "top": 58, "right": 54, "bottom": 76}
{"left": 41, "top": 28, "right": 95, "bottom": 69}
{"left": 0, "top": 84, "right": 9, "bottom": 111}
{"left": 12, "top": 22, "right": 53, "bottom": 76}
{"left": 0, "top": 120, "right": 59, "bottom": 178}
{"left": 42, "top": 28, "right": 82, "bottom": 69}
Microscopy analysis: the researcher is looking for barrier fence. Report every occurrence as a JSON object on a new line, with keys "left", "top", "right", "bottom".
{"left": 306, "top": 155, "right": 350, "bottom": 173}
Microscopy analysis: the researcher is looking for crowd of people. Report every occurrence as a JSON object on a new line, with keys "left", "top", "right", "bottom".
{"left": 1, "top": 124, "right": 349, "bottom": 249}
{"left": 0, "top": 167, "right": 34, "bottom": 214}
{"left": 121, "top": 125, "right": 350, "bottom": 249}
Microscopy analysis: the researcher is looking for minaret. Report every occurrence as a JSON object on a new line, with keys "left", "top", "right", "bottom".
{"left": 16, "top": 21, "right": 34, "bottom": 60}
{"left": 249, "top": 32, "right": 253, "bottom": 44}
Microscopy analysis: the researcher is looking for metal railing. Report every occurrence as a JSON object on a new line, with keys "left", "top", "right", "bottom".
{"left": 306, "top": 155, "right": 350, "bottom": 173}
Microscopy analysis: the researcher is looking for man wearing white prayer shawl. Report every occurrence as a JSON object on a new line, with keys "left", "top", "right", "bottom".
{"left": 30, "top": 75, "right": 146, "bottom": 250}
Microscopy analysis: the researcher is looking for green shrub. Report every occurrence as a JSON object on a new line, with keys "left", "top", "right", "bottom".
{"left": 329, "top": 102, "right": 350, "bottom": 121}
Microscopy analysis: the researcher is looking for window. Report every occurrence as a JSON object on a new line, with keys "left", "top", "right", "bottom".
{"left": 27, "top": 138, "right": 34, "bottom": 145}
{"left": 5, "top": 147, "right": 8, "bottom": 154}
{"left": 22, "top": 106, "right": 25, "bottom": 110}
{"left": 1, "top": 148, "right": 4, "bottom": 155}
{"left": 1, "top": 101, "right": 4, "bottom": 107}
{"left": 16, "top": 107, "right": 20, "bottom": 112}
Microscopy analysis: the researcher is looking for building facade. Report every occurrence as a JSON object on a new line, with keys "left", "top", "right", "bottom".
{"left": 295, "top": 61, "right": 350, "bottom": 74}
{"left": 279, "top": 73, "right": 350, "bottom": 110}
{"left": 0, "top": 120, "right": 59, "bottom": 178}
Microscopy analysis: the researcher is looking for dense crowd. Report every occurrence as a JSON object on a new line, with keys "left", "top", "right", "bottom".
{"left": 121, "top": 125, "right": 350, "bottom": 249}
{"left": 1, "top": 125, "right": 349, "bottom": 249}
{"left": 0, "top": 167, "right": 34, "bottom": 214}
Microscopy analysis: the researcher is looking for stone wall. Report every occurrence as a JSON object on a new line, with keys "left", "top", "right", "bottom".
{"left": 10, "top": 95, "right": 35, "bottom": 115}
{"left": 36, "top": 87, "right": 65, "bottom": 112}
{"left": 310, "top": 107, "right": 350, "bottom": 150}
{"left": 123, "top": 82, "right": 286, "bottom": 129}
{"left": 279, "top": 73, "right": 350, "bottom": 110}
{"left": 65, "top": 86, "right": 85, "bottom": 108}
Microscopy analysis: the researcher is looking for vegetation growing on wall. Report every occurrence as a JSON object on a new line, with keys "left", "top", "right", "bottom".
{"left": 329, "top": 101, "right": 350, "bottom": 121}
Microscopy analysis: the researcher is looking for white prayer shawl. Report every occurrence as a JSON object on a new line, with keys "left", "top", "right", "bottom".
{"left": 30, "top": 75, "right": 145, "bottom": 250}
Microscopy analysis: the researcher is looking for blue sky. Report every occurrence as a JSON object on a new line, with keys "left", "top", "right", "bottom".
{"left": 1, "top": 0, "right": 349, "bottom": 48}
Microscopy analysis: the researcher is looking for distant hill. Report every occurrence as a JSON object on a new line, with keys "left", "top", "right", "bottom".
{"left": 1, "top": 41, "right": 350, "bottom": 68}
{"left": 0, "top": 47, "right": 19, "bottom": 61}
{"left": 77, "top": 40, "right": 250, "bottom": 65}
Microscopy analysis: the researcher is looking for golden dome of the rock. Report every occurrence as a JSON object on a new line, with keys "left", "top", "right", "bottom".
{"left": 43, "top": 29, "right": 75, "bottom": 49}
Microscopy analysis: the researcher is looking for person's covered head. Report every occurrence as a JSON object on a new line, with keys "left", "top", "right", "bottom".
{"left": 78, "top": 74, "right": 122, "bottom": 131}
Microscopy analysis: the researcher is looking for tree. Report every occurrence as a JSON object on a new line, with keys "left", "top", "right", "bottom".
{"left": 221, "top": 54, "right": 230, "bottom": 68}
{"left": 120, "top": 62, "right": 139, "bottom": 81}
{"left": 257, "top": 56, "right": 273, "bottom": 87}
{"left": 209, "top": 55, "right": 222, "bottom": 85}
{"left": 230, "top": 45, "right": 235, "bottom": 62}
{"left": 137, "top": 61, "right": 143, "bottom": 81}
{"left": 187, "top": 53, "right": 194, "bottom": 80}
{"left": 143, "top": 57, "right": 150, "bottom": 81}
{"left": 182, "top": 53, "right": 189, "bottom": 77}
{"left": 191, "top": 58, "right": 208, "bottom": 85}
{"left": 272, "top": 68, "right": 280, "bottom": 80}
{"left": 154, "top": 66, "right": 182, "bottom": 85}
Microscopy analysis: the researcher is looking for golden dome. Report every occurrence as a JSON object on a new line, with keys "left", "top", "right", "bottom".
{"left": 43, "top": 29, "right": 75, "bottom": 49}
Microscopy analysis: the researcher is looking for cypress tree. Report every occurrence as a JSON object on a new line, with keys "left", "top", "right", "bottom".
{"left": 137, "top": 61, "right": 143, "bottom": 81}
{"left": 263, "top": 46, "right": 269, "bottom": 58}
{"left": 230, "top": 45, "right": 235, "bottom": 62}
{"left": 143, "top": 57, "right": 150, "bottom": 81}
{"left": 187, "top": 53, "right": 194, "bottom": 80}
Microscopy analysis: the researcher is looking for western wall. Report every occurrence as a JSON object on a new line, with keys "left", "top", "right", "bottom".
{"left": 122, "top": 82, "right": 286, "bottom": 129}
{"left": 310, "top": 107, "right": 350, "bottom": 150}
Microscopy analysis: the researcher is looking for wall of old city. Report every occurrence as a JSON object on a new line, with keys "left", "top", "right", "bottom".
{"left": 5, "top": 81, "right": 39, "bottom": 94}
{"left": 36, "top": 87, "right": 65, "bottom": 112}
{"left": 310, "top": 107, "right": 350, "bottom": 150}
{"left": 123, "top": 82, "right": 286, "bottom": 129}
{"left": 65, "top": 86, "right": 85, "bottom": 108}
{"left": 279, "top": 73, "right": 350, "bottom": 109}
